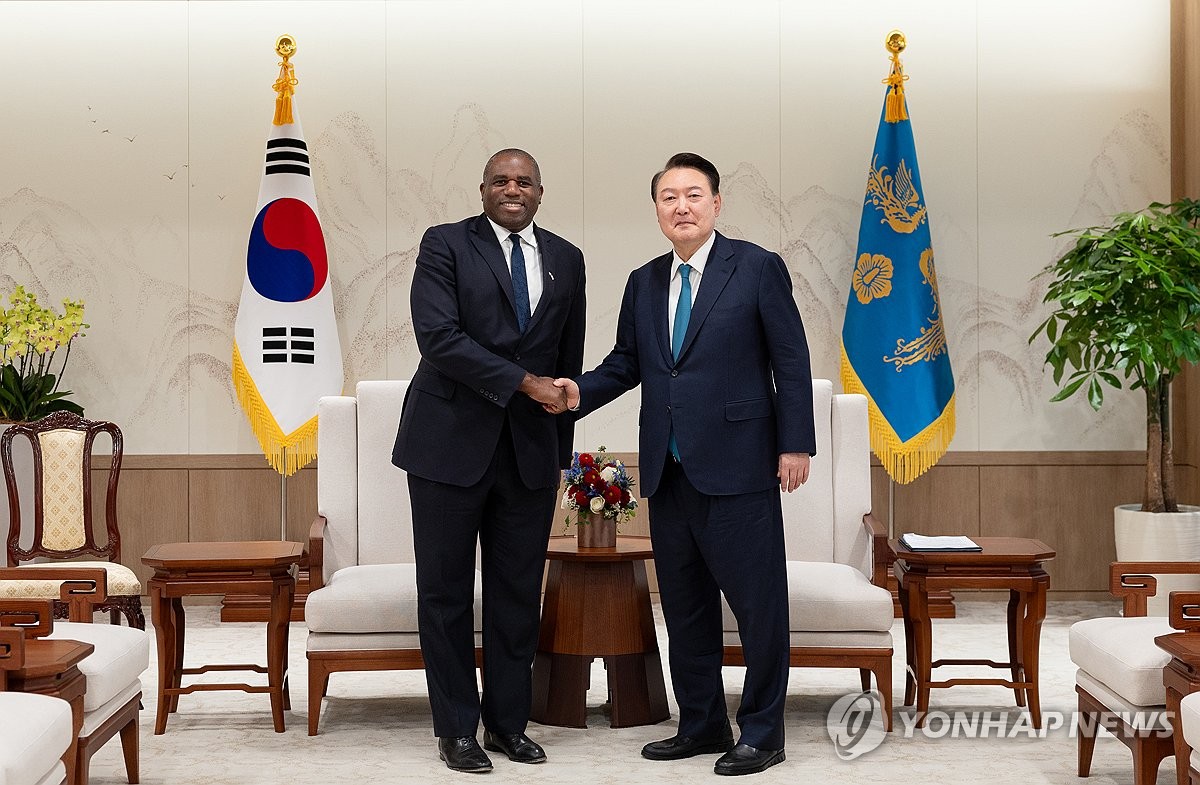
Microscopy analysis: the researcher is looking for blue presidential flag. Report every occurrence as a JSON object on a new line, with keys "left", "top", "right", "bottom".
{"left": 840, "top": 45, "right": 954, "bottom": 484}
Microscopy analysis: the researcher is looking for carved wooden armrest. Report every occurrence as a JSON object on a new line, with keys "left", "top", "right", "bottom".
{"left": 0, "top": 627, "right": 26, "bottom": 689}
{"left": 1110, "top": 561, "right": 1200, "bottom": 617}
{"left": 0, "top": 567, "right": 108, "bottom": 623}
{"left": 308, "top": 516, "right": 327, "bottom": 593}
{"left": 863, "top": 512, "right": 890, "bottom": 589}
{"left": 1168, "top": 591, "right": 1200, "bottom": 632}
{"left": 0, "top": 599, "right": 56, "bottom": 638}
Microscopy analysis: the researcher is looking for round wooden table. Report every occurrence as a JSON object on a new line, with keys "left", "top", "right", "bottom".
{"left": 142, "top": 540, "right": 303, "bottom": 734}
{"left": 530, "top": 535, "right": 669, "bottom": 728}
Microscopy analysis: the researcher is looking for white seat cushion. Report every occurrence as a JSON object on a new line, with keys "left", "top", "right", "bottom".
{"left": 1182, "top": 691, "right": 1200, "bottom": 753}
{"left": 722, "top": 561, "right": 893, "bottom": 634}
{"left": 47, "top": 621, "right": 149, "bottom": 712}
{"left": 0, "top": 692, "right": 72, "bottom": 785}
{"left": 2, "top": 561, "right": 142, "bottom": 598}
{"left": 1069, "top": 616, "right": 1173, "bottom": 707}
{"left": 305, "top": 564, "right": 483, "bottom": 635}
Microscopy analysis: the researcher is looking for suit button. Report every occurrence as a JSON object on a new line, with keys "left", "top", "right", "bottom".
{"left": 671, "top": 370, "right": 679, "bottom": 377}
{"left": 515, "top": 354, "right": 521, "bottom": 361}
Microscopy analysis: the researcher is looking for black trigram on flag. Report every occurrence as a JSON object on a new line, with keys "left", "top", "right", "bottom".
{"left": 265, "top": 137, "right": 310, "bottom": 177}
{"left": 262, "top": 326, "right": 315, "bottom": 364}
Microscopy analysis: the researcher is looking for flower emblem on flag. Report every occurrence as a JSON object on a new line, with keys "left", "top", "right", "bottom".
{"left": 852, "top": 253, "right": 893, "bottom": 304}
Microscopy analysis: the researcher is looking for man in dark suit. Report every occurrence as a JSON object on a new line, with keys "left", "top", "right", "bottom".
{"left": 554, "top": 153, "right": 814, "bottom": 776}
{"left": 392, "top": 148, "right": 586, "bottom": 772}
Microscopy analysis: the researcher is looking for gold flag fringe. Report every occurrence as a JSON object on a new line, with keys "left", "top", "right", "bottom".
{"left": 883, "top": 50, "right": 909, "bottom": 123}
{"left": 232, "top": 343, "right": 318, "bottom": 476}
{"left": 840, "top": 344, "right": 954, "bottom": 484}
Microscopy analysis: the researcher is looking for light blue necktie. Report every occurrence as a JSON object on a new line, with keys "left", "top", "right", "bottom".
{"left": 669, "top": 264, "right": 692, "bottom": 460}
{"left": 509, "top": 234, "right": 531, "bottom": 333}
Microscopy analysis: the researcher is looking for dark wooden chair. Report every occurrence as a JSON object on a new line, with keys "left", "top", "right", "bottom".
{"left": 2, "top": 411, "right": 144, "bottom": 628}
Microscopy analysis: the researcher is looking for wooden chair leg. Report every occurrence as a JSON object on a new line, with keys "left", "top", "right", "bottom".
{"left": 873, "top": 662, "right": 893, "bottom": 732}
{"left": 859, "top": 668, "right": 871, "bottom": 693}
{"left": 1077, "top": 694, "right": 1097, "bottom": 778}
{"left": 308, "top": 659, "right": 331, "bottom": 736}
{"left": 120, "top": 714, "right": 140, "bottom": 784}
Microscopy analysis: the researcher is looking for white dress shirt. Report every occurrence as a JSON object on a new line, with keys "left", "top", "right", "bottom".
{"left": 668, "top": 230, "right": 716, "bottom": 348}
{"left": 488, "top": 217, "right": 544, "bottom": 314}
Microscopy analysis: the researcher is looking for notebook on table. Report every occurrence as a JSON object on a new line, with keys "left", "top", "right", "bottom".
{"left": 899, "top": 533, "right": 982, "bottom": 552}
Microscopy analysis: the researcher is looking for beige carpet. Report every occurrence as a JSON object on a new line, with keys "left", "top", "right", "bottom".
{"left": 79, "top": 599, "right": 1161, "bottom": 784}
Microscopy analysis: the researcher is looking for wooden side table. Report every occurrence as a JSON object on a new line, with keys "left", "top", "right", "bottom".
{"left": 1156, "top": 631, "right": 1200, "bottom": 785}
{"left": 531, "top": 535, "right": 669, "bottom": 728}
{"left": 142, "top": 540, "right": 303, "bottom": 734}
{"left": 891, "top": 537, "right": 1055, "bottom": 727}
{"left": 7, "top": 637, "right": 94, "bottom": 785}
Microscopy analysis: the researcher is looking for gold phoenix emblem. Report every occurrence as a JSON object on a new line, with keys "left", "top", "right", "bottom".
{"left": 865, "top": 155, "right": 927, "bottom": 234}
{"left": 852, "top": 253, "right": 893, "bottom": 304}
{"left": 884, "top": 248, "right": 947, "bottom": 370}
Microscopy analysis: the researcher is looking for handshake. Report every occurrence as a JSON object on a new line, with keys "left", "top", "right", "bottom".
{"left": 519, "top": 374, "right": 580, "bottom": 415}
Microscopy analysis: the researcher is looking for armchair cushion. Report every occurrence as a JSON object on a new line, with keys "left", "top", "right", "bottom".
{"left": 1181, "top": 690, "right": 1200, "bottom": 753}
{"left": 2, "top": 561, "right": 141, "bottom": 597}
{"left": 1069, "top": 616, "right": 1173, "bottom": 707}
{"left": 722, "top": 561, "right": 893, "bottom": 634}
{"left": 46, "top": 620, "right": 149, "bottom": 712}
{"left": 306, "top": 564, "right": 483, "bottom": 635}
{"left": 0, "top": 692, "right": 72, "bottom": 785}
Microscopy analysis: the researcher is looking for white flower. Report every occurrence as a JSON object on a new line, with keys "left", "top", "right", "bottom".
{"left": 600, "top": 466, "right": 617, "bottom": 483}
{"left": 560, "top": 491, "right": 570, "bottom": 510}
{"left": 589, "top": 496, "right": 605, "bottom": 513}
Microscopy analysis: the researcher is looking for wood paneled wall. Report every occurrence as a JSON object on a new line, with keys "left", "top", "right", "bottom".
{"left": 98, "top": 449, "right": 1146, "bottom": 599}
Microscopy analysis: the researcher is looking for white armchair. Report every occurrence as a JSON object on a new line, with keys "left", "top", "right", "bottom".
{"left": 0, "top": 628, "right": 73, "bottom": 785}
{"left": 306, "top": 380, "right": 483, "bottom": 736}
{"left": 1070, "top": 563, "right": 1200, "bottom": 785}
{"left": 0, "top": 568, "right": 146, "bottom": 785}
{"left": 721, "top": 380, "right": 894, "bottom": 730}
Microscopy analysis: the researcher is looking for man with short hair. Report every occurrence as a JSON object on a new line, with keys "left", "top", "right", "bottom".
{"left": 394, "top": 148, "right": 586, "bottom": 772}
{"left": 554, "top": 152, "right": 814, "bottom": 776}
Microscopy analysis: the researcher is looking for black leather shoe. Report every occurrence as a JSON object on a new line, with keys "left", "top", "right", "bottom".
{"left": 437, "top": 736, "right": 493, "bottom": 772}
{"left": 641, "top": 733, "right": 735, "bottom": 761}
{"left": 714, "top": 744, "right": 785, "bottom": 776}
{"left": 482, "top": 729, "right": 546, "bottom": 764}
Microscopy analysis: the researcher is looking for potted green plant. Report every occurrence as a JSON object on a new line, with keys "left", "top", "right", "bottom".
{"left": 1031, "top": 198, "right": 1200, "bottom": 611}
{"left": 0, "top": 286, "right": 88, "bottom": 421}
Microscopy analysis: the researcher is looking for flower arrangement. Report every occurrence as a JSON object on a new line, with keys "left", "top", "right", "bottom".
{"left": 0, "top": 286, "right": 88, "bottom": 421}
{"left": 561, "top": 446, "right": 638, "bottom": 528}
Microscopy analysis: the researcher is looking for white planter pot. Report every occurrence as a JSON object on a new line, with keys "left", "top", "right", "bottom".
{"left": 1113, "top": 504, "right": 1200, "bottom": 616}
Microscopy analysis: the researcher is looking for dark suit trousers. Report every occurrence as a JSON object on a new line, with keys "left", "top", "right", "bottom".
{"left": 648, "top": 458, "right": 790, "bottom": 750}
{"left": 408, "top": 421, "right": 557, "bottom": 738}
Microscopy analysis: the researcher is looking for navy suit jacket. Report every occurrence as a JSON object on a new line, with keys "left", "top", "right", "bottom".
{"left": 392, "top": 214, "right": 586, "bottom": 490}
{"left": 576, "top": 232, "right": 814, "bottom": 497}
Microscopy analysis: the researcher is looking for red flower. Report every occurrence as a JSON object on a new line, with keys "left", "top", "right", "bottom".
{"left": 603, "top": 486, "right": 622, "bottom": 505}
{"left": 579, "top": 453, "right": 595, "bottom": 467}
{"left": 621, "top": 489, "right": 631, "bottom": 504}
{"left": 572, "top": 489, "right": 590, "bottom": 506}
{"left": 584, "top": 469, "right": 602, "bottom": 487}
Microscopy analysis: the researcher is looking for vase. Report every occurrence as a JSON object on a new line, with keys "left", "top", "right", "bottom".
{"left": 576, "top": 511, "right": 617, "bottom": 549}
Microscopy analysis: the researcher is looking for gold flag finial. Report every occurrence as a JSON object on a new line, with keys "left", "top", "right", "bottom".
{"left": 272, "top": 34, "right": 298, "bottom": 126}
{"left": 883, "top": 30, "right": 909, "bottom": 123}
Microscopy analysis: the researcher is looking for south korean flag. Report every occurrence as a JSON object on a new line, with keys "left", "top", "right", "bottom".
{"left": 232, "top": 100, "right": 343, "bottom": 476}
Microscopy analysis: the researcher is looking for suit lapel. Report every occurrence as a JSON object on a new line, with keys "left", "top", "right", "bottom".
{"left": 468, "top": 214, "right": 518, "bottom": 319}
{"left": 523, "top": 226, "right": 558, "bottom": 337}
{"left": 650, "top": 253, "right": 674, "bottom": 366}
{"left": 676, "top": 232, "right": 735, "bottom": 362}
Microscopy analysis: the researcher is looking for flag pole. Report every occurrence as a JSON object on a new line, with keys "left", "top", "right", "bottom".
{"left": 280, "top": 446, "right": 288, "bottom": 541}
